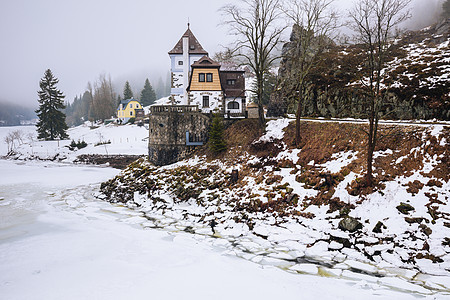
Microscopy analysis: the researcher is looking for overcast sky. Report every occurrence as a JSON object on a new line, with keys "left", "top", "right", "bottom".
{"left": 0, "top": 0, "right": 443, "bottom": 108}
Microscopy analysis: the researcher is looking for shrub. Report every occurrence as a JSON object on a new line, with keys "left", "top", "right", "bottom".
{"left": 68, "top": 139, "right": 88, "bottom": 151}
{"left": 208, "top": 113, "right": 227, "bottom": 153}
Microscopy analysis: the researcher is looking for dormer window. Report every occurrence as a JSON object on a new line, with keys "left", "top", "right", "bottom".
{"left": 190, "top": 45, "right": 195, "bottom": 50}
{"left": 206, "top": 73, "right": 213, "bottom": 82}
{"left": 227, "top": 79, "right": 236, "bottom": 85}
{"left": 199, "top": 73, "right": 205, "bottom": 82}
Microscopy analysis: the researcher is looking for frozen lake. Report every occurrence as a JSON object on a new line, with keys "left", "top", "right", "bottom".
{"left": 0, "top": 160, "right": 446, "bottom": 299}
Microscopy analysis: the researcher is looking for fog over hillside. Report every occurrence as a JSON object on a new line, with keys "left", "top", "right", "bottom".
{"left": 0, "top": 100, "right": 36, "bottom": 126}
{"left": 406, "top": 0, "right": 445, "bottom": 30}
{"left": 0, "top": 0, "right": 446, "bottom": 109}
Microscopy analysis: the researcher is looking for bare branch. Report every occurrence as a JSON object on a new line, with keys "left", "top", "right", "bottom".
{"left": 348, "top": 0, "right": 412, "bottom": 186}
{"left": 220, "top": 0, "right": 287, "bottom": 126}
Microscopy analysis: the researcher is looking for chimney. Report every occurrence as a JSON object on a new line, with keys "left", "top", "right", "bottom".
{"left": 182, "top": 35, "right": 189, "bottom": 105}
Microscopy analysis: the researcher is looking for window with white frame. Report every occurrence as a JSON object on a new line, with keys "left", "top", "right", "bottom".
{"left": 227, "top": 101, "right": 239, "bottom": 109}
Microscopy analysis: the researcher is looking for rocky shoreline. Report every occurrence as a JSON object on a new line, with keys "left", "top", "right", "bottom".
{"left": 74, "top": 154, "right": 144, "bottom": 169}
{"left": 97, "top": 119, "right": 449, "bottom": 295}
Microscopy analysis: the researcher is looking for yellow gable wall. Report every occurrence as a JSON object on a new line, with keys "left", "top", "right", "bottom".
{"left": 117, "top": 100, "right": 142, "bottom": 118}
{"left": 189, "top": 68, "right": 222, "bottom": 91}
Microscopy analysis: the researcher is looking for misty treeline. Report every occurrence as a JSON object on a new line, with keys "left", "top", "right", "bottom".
{"left": 0, "top": 101, "right": 36, "bottom": 126}
{"left": 65, "top": 75, "right": 169, "bottom": 127}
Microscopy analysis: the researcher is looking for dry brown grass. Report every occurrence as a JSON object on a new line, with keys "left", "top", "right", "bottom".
{"left": 225, "top": 119, "right": 263, "bottom": 148}
{"left": 284, "top": 122, "right": 367, "bottom": 167}
{"left": 194, "top": 119, "right": 448, "bottom": 201}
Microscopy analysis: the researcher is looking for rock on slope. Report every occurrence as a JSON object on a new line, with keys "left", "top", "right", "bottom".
{"left": 100, "top": 119, "right": 450, "bottom": 292}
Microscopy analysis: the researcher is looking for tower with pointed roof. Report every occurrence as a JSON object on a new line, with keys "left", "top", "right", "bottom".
{"left": 168, "top": 24, "right": 208, "bottom": 105}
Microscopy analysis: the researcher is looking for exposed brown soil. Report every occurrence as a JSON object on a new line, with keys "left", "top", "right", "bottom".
{"left": 199, "top": 119, "right": 448, "bottom": 203}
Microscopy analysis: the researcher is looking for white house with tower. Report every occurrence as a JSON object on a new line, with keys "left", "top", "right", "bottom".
{"left": 167, "top": 24, "right": 247, "bottom": 116}
{"left": 168, "top": 24, "right": 208, "bottom": 105}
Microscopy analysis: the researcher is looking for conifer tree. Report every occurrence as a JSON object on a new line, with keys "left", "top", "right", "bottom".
{"left": 140, "top": 78, "right": 156, "bottom": 106}
{"left": 208, "top": 113, "right": 227, "bottom": 153}
{"left": 155, "top": 76, "right": 165, "bottom": 99}
{"left": 35, "top": 69, "right": 69, "bottom": 140}
{"left": 123, "top": 81, "right": 133, "bottom": 100}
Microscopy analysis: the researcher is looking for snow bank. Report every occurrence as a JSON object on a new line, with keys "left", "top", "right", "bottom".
{"left": 255, "top": 119, "right": 293, "bottom": 143}
{"left": 0, "top": 123, "right": 148, "bottom": 160}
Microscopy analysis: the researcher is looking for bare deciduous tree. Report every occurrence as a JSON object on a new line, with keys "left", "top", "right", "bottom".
{"left": 221, "top": 0, "right": 286, "bottom": 127}
{"left": 91, "top": 74, "right": 117, "bottom": 121}
{"left": 349, "top": 0, "right": 411, "bottom": 186}
{"left": 283, "top": 0, "right": 338, "bottom": 146}
{"left": 4, "top": 130, "right": 25, "bottom": 155}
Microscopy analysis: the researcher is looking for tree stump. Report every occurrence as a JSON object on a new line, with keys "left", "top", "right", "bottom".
{"left": 230, "top": 169, "right": 239, "bottom": 184}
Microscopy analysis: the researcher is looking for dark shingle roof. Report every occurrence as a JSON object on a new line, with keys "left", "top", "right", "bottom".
{"left": 168, "top": 27, "right": 208, "bottom": 55}
{"left": 118, "top": 98, "right": 140, "bottom": 110}
{"left": 191, "top": 56, "right": 221, "bottom": 68}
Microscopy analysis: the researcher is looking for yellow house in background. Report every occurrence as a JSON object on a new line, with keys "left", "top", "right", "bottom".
{"left": 117, "top": 98, "right": 144, "bottom": 123}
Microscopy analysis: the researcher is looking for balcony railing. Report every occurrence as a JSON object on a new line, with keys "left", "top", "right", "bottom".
{"left": 150, "top": 105, "right": 199, "bottom": 114}
{"left": 149, "top": 105, "right": 247, "bottom": 118}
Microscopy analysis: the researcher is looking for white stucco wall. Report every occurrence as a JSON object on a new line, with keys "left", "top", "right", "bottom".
{"left": 170, "top": 54, "right": 205, "bottom": 106}
{"left": 189, "top": 91, "right": 223, "bottom": 113}
{"left": 224, "top": 97, "right": 245, "bottom": 114}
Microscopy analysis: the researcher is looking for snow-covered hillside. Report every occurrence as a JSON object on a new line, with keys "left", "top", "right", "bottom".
{"left": 1, "top": 117, "right": 449, "bottom": 298}
{"left": 100, "top": 118, "right": 450, "bottom": 297}
{"left": 0, "top": 123, "right": 148, "bottom": 161}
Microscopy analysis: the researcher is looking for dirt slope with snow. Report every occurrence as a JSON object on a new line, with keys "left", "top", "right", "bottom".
{"left": 99, "top": 118, "right": 450, "bottom": 296}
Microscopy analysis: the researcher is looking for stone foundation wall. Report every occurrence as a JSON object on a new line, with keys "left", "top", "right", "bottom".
{"left": 148, "top": 106, "right": 210, "bottom": 166}
{"left": 75, "top": 154, "right": 143, "bottom": 169}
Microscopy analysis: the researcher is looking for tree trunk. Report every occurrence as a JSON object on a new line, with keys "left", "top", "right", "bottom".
{"left": 257, "top": 76, "right": 265, "bottom": 128}
{"left": 366, "top": 109, "right": 375, "bottom": 187}
{"left": 366, "top": 138, "right": 374, "bottom": 187}
{"left": 258, "top": 102, "right": 265, "bottom": 127}
{"left": 295, "top": 88, "right": 303, "bottom": 147}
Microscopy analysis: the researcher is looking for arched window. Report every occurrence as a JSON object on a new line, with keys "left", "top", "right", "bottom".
{"left": 227, "top": 101, "right": 239, "bottom": 109}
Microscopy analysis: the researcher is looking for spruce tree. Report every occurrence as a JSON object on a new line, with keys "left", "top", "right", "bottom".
{"left": 123, "top": 81, "right": 133, "bottom": 100}
{"left": 140, "top": 78, "right": 156, "bottom": 106}
{"left": 208, "top": 113, "right": 227, "bottom": 153}
{"left": 155, "top": 77, "right": 165, "bottom": 99}
{"left": 35, "top": 69, "right": 69, "bottom": 140}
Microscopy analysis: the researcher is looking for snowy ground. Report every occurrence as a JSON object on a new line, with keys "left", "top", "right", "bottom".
{"left": 1, "top": 121, "right": 449, "bottom": 299}
{"left": 1, "top": 160, "right": 439, "bottom": 299}
{"left": 0, "top": 123, "right": 148, "bottom": 160}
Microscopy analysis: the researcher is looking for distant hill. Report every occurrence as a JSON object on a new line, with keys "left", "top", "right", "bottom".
{"left": 0, "top": 101, "right": 36, "bottom": 126}
{"left": 269, "top": 19, "right": 450, "bottom": 120}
